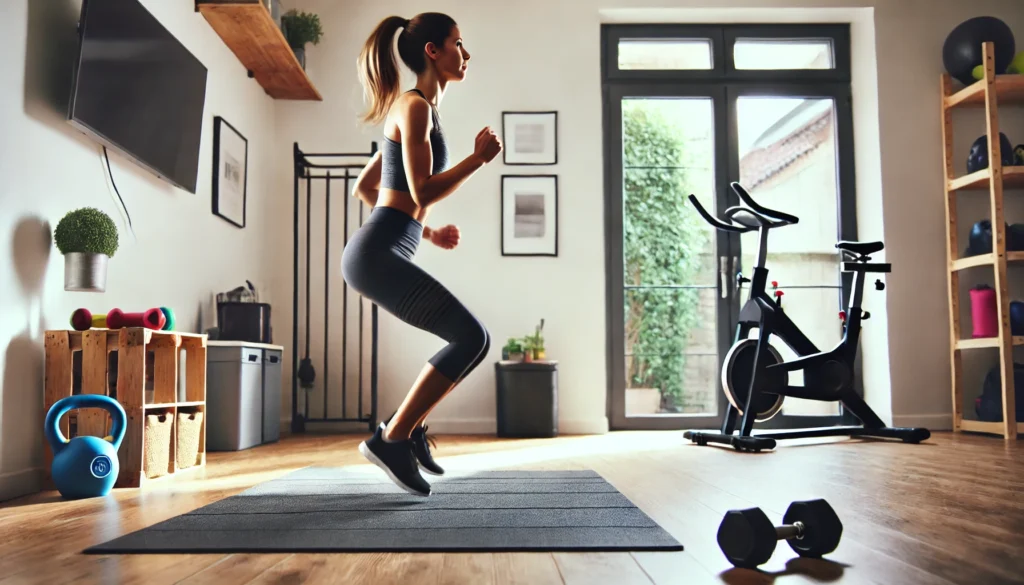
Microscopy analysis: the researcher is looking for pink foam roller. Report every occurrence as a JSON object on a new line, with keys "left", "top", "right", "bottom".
{"left": 970, "top": 286, "right": 998, "bottom": 338}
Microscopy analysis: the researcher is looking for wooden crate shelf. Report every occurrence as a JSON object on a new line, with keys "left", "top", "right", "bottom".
{"left": 43, "top": 328, "right": 208, "bottom": 489}
{"left": 941, "top": 42, "right": 1023, "bottom": 441}
{"left": 197, "top": 0, "right": 322, "bottom": 101}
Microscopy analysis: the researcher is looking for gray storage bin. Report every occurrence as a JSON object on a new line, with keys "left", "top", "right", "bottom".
{"left": 207, "top": 346, "right": 263, "bottom": 451}
{"left": 495, "top": 361, "right": 558, "bottom": 438}
{"left": 262, "top": 349, "right": 282, "bottom": 443}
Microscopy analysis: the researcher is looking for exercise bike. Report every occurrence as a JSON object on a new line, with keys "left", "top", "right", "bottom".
{"left": 682, "top": 182, "right": 931, "bottom": 452}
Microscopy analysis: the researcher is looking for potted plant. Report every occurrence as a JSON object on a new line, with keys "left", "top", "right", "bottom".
{"left": 521, "top": 337, "right": 536, "bottom": 363}
{"left": 54, "top": 207, "right": 118, "bottom": 292}
{"left": 502, "top": 337, "right": 524, "bottom": 361}
{"left": 281, "top": 9, "right": 323, "bottom": 70}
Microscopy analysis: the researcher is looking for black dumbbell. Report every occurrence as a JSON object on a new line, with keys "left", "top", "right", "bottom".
{"left": 717, "top": 499, "right": 843, "bottom": 569}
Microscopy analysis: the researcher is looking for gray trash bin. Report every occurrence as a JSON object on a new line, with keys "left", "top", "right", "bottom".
{"left": 495, "top": 360, "right": 558, "bottom": 438}
{"left": 262, "top": 349, "right": 282, "bottom": 443}
{"left": 207, "top": 346, "right": 263, "bottom": 451}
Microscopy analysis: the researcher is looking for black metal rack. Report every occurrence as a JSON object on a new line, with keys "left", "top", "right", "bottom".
{"left": 291, "top": 142, "right": 379, "bottom": 433}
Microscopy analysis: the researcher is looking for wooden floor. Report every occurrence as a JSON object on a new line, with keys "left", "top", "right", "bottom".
{"left": 1, "top": 430, "right": 1022, "bottom": 585}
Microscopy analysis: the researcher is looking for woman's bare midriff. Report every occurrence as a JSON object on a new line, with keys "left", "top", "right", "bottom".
{"left": 376, "top": 188, "right": 428, "bottom": 223}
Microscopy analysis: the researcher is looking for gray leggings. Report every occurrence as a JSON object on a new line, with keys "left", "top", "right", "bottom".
{"left": 341, "top": 206, "right": 490, "bottom": 383}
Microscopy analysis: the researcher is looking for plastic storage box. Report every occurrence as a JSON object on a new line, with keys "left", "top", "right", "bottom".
{"left": 206, "top": 343, "right": 283, "bottom": 451}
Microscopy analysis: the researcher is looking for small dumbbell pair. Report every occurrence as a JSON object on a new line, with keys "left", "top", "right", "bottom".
{"left": 717, "top": 499, "right": 843, "bottom": 569}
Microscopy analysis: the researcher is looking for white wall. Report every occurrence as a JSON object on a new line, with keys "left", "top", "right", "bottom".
{"left": 0, "top": 0, "right": 280, "bottom": 500}
{"left": 275, "top": 0, "right": 1024, "bottom": 435}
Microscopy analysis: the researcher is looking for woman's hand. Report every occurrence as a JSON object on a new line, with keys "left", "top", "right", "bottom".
{"left": 427, "top": 224, "right": 461, "bottom": 250}
{"left": 473, "top": 127, "right": 503, "bottom": 164}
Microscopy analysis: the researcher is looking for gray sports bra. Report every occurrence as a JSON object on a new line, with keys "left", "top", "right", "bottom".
{"left": 380, "top": 89, "right": 450, "bottom": 193}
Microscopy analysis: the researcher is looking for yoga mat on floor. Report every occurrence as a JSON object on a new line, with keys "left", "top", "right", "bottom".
{"left": 84, "top": 468, "right": 683, "bottom": 553}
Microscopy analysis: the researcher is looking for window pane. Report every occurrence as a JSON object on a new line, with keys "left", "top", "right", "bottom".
{"left": 733, "top": 38, "right": 833, "bottom": 70}
{"left": 625, "top": 288, "right": 719, "bottom": 416}
{"left": 618, "top": 38, "right": 713, "bottom": 70}
{"left": 737, "top": 97, "right": 840, "bottom": 286}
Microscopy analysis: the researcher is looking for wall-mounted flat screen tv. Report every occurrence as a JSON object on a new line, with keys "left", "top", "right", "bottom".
{"left": 68, "top": 0, "right": 208, "bottom": 194}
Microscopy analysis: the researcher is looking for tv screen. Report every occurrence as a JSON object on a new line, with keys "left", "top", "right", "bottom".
{"left": 68, "top": 0, "right": 208, "bottom": 194}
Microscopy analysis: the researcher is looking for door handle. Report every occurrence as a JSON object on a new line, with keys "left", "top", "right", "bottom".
{"left": 720, "top": 256, "right": 728, "bottom": 299}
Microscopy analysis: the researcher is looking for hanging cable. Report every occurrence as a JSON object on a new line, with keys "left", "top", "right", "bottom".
{"left": 101, "top": 145, "right": 136, "bottom": 241}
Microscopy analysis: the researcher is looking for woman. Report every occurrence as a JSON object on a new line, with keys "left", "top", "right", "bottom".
{"left": 343, "top": 12, "right": 502, "bottom": 496}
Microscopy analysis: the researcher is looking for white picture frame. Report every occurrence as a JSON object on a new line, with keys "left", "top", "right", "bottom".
{"left": 501, "top": 175, "right": 558, "bottom": 256}
{"left": 502, "top": 111, "right": 558, "bottom": 165}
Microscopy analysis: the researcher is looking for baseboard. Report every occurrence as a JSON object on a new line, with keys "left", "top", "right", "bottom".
{"left": 558, "top": 417, "right": 610, "bottom": 435}
{"left": 279, "top": 416, "right": 612, "bottom": 436}
{"left": 0, "top": 468, "right": 41, "bottom": 503}
{"left": 892, "top": 413, "right": 953, "bottom": 431}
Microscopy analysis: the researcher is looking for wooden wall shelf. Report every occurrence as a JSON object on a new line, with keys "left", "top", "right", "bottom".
{"left": 197, "top": 1, "right": 322, "bottom": 101}
{"left": 941, "top": 42, "right": 1023, "bottom": 441}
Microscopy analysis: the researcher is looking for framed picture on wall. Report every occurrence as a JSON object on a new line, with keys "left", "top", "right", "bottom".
{"left": 501, "top": 174, "right": 558, "bottom": 256}
{"left": 212, "top": 116, "right": 248, "bottom": 228}
{"left": 502, "top": 111, "right": 557, "bottom": 165}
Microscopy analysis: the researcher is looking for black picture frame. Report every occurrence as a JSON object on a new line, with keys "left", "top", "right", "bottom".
{"left": 501, "top": 174, "right": 558, "bottom": 257}
{"left": 212, "top": 116, "right": 248, "bottom": 228}
{"left": 501, "top": 111, "right": 558, "bottom": 165}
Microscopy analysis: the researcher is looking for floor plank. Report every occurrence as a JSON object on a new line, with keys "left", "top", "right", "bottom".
{"left": 0, "top": 431, "right": 1021, "bottom": 585}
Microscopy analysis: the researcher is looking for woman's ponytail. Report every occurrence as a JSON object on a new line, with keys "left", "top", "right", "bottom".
{"left": 357, "top": 15, "right": 407, "bottom": 125}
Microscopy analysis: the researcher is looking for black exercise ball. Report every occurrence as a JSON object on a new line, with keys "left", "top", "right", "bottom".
{"left": 943, "top": 16, "right": 1016, "bottom": 86}
{"left": 967, "top": 133, "right": 1015, "bottom": 173}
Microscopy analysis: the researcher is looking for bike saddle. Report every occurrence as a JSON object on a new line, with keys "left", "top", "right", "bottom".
{"left": 724, "top": 206, "right": 785, "bottom": 230}
{"left": 836, "top": 241, "right": 884, "bottom": 256}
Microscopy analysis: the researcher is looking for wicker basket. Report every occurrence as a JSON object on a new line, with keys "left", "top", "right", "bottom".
{"left": 144, "top": 412, "right": 173, "bottom": 478}
{"left": 176, "top": 411, "right": 204, "bottom": 470}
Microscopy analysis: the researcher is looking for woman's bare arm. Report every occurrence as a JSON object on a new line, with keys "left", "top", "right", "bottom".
{"left": 399, "top": 98, "right": 494, "bottom": 208}
{"left": 352, "top": 151, "right": 382, "bottom": 208}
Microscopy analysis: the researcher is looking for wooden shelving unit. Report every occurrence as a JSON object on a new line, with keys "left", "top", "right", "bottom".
{"left": 197, "top": 0, "right": 322, "bottom": 101}
{"left": 942, "top": 41, "right": 1024, "bottom": 440}
{"left": 43, "top": 328, "right": 208, "bottom": 489}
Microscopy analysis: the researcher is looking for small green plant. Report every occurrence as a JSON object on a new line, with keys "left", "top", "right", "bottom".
{"left": 503, "top": 337, "right": 523, "bottom": 355}
{"left": 54, "top": 207, "right": 119, "bottom": 257}
{"left": 282, "top": 9, "right": 323, "bottom": 48}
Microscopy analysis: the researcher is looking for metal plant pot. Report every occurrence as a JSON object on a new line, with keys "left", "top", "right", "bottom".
{"left": 292, "top": 46, "right": 306, "bottom": 69}
{"left": 64, "top": 252, "right": 108, "bottom": 292}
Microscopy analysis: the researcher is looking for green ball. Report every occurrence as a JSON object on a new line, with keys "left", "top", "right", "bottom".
{"left": 1008, "top": 52, "right": 1024, "bottom": 74}
{"left": 973, "top": 64, "right": 986, "bottom": 80}
{"left": 160, "top": 307, "right": 176, "bottom": 331}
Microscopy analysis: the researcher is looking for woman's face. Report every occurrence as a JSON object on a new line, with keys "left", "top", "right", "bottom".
{"left": 429, "top": 25, "right": 470, "bottom": 82}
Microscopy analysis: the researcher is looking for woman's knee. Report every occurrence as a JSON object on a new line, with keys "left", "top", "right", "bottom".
{"left": 463, "top": 317, "right": 489, "bottom": 358}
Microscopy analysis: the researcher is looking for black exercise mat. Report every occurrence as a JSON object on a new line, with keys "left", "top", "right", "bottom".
{"left": 84, "top": 468, "right": 683, "bottom": 553}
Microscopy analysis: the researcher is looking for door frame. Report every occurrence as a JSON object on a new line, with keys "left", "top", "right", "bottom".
{"left": 602, "top": 22, "right": 859, "bottom": 431}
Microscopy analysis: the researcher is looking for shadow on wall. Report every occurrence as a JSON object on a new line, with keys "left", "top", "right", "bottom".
{"left": 2, "top": 218, "right": 52, "bottom": 486}
{"left": 23, "top": 0, "right": 81, "bottom": 125}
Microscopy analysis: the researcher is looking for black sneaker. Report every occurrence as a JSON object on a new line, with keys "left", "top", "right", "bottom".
{"left": 359, "top": 423, "right": 431, "bottom": 497}
{"left": 411, "top": 425, "right": 445, "bottom": 476}
{"left": 383, "top": 414, "right": 445, "bottom": 476}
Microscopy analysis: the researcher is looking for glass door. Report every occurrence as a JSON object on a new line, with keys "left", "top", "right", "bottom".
{"left": 727, "top": 84, "right": 857, "bottom": 429}
{"left": 603, "top": 23, "right": 858, "bottom": 431}
{"left": 606, "top": 83, "right": 734, "bottom": 431}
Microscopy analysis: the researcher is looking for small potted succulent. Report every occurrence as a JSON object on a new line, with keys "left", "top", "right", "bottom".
{"left": 281, "top": 9, "right": 323, "bottom": 70}
{"left": 54, "top": 207, "right": 118, "bottom": 292}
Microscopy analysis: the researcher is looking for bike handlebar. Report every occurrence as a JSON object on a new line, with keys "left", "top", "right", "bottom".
{"left": 687, "top": 194, "right": 747, "bottom": 233}
{"left": 730, "top": 182, "right": 799, "bottom": 225}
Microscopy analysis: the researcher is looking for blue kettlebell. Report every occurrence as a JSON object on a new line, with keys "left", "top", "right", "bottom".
{"left": 45, "top": 394, "right": 126, "bottom": 499}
